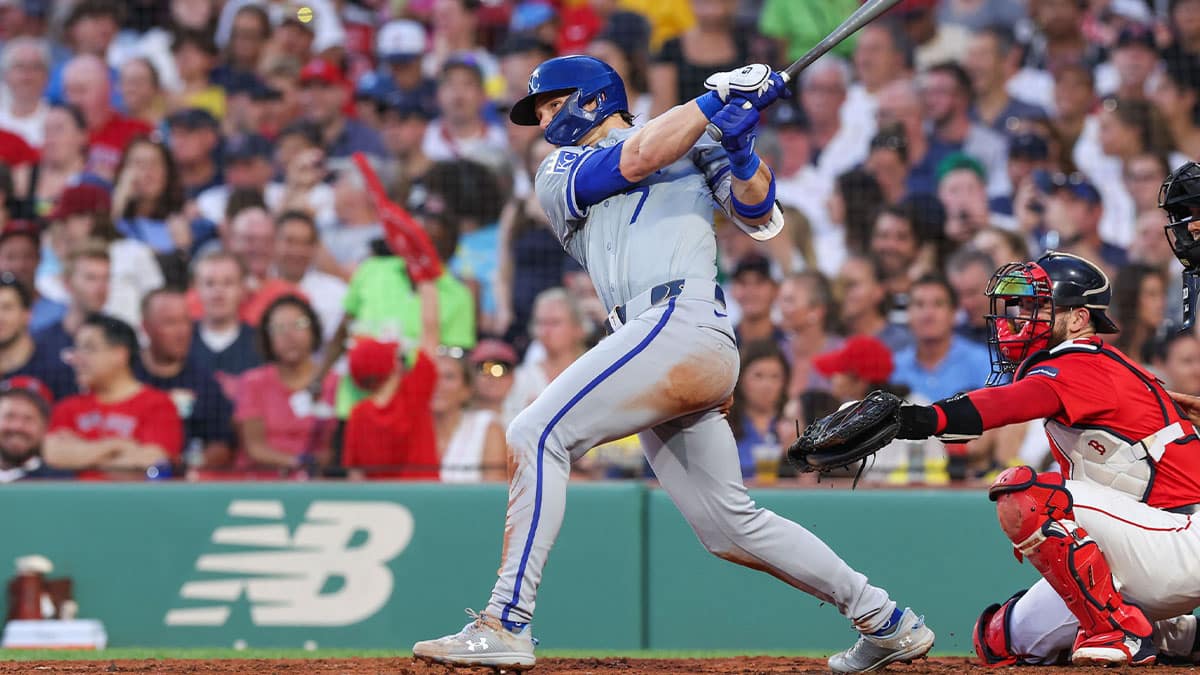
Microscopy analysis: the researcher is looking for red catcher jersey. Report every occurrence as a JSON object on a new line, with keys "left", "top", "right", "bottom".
{"left": 1017, "top": 337, "right": 1200, "bottom": 509}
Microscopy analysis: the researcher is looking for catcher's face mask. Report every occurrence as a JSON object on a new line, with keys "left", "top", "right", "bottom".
{"left": 984, "top": 261, "right": 1055, "bottom": 385}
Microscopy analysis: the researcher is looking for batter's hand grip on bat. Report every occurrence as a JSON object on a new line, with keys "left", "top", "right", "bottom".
{"left": 706, "top": 71, "right": 790, "bottom": 143}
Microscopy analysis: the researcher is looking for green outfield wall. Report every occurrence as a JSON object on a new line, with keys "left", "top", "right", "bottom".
{"left": 0, "top": 483, "right": 1036, "bottom": 653}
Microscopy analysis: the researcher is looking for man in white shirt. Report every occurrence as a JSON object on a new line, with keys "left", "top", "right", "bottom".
{"left": 0, "top": 37, "right": 49, "bottom": 147}
{"left": 842, "top": 21, "right": 913, "bottom": 155}
{"left": 421, "top": 56, "right": 508, "bottom": 162}
{"left": 272, "top": 210, "right": 345, "bottom": 344}
{"left": 800, "top": 55, "right": 869, "bottom": 182}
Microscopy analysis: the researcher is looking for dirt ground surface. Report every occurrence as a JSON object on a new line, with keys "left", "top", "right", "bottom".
{"left": 2, "top": 657, "right": 1200, "bottom": 674}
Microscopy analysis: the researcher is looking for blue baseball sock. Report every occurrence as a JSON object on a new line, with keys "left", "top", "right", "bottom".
{"left": 870, "top": 607, "right": 905, "bottom": 637}
{"left": 501, "top": 619, "right": 528, "bottom": 633}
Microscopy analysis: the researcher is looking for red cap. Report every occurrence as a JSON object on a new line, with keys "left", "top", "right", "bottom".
{"left": 891, "top": 0, "right": 937, "bottom": 14}
{"left": 347, "top": 337, "right": 399, "bottom": 390}
{"left": 299, "top": 58, "right": 346, "bottom": 87}
{"left": 469, "top": 338, "right": 517, "bottom": 366}
{"left": 48, "top": 184, "right": 111, "bottom": 221}
{"left": 0, "top": 220, "right": 40, "bottom": 245}
{"left": 812, "top": 335, "right": 895, "bottom": 384}
{"left": 0, "top": 375, "right": 53, "bottom": 418}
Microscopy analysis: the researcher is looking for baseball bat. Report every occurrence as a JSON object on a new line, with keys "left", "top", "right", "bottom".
{"left": 706, "top": 0, "right": 904, "bottom": 142}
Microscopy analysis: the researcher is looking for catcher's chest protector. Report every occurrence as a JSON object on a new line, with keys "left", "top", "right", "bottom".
{"left": 1018, "top": 338, "right": 1200, "bottom": 508}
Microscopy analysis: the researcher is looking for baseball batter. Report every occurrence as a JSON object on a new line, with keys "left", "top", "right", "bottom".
{"left": 412, "top": 56, "right": 934, "bottom": 673}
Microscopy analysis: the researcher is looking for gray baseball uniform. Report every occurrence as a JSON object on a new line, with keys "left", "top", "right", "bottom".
{"left": 485, "top": 124, "right": 897, "bottom": 635}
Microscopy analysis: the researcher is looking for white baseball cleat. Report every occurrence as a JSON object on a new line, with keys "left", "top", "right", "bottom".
{"left": 412, "top": 609, "right": 537, "bottom": 670}
{"left": 1071, "top": 628, "right": 1156, "bottom": 667}
{"left": 828, "top": 607, "right": 935, "bottom": 673}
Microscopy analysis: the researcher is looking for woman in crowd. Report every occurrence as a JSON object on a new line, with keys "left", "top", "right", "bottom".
{"left": 828, "top": 168, "right": 885, "bottom": 254}
{"left": 1111, "top": 263, "right": 1168, "bottom": 366}
{"left": 1151, "top": 57, "right": 1200, "bottom": 161}
{"left": 503, "top": 288, "right": 589, "bottom": 425}
{"left": 649, "top": 0, "right": 749, "bottom": 116}
{"left": 12, "top": 104, "right": 102, "bottom": 221}
{"left": 111, "top": 136, "right": 194, "bottom": 283}
{"left": 39, "top": 183, "right": 163, "bottom": 328}
{"left": 118, "top": 58, "right": 166, "bottom": 127}
{"left": 433, "top": 347, "right": 506, "bottom": 483}
{"left": 727, "top": 340, "right": 791, "bottom": 482}
{"left": 234, "top": 295, "right": 337, "bottom": 475}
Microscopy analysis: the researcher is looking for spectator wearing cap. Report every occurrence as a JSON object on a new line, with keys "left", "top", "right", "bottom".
{"left": 759, "top": 0, "right": 859, "bottom": 64}
{"left": 584, "top": 12, "right": 653, "bottom": 122}
{"left": 195, "top": 133, "right": 276, "bottom": 227}
{"left": 62, "top": 54, "right": 153, "bottom": 181}
{"left": 892, "top": 275, "right": 989, "bottom": 403}
{"left": 649, "top": 0, "right": 748, "bottom": 117}
{"left": 118, "top": 58, "right": 165, "bottom": 128}
{"left": 0, "top": 275, "right": 74, "bottom": 401}
{"left": 216, "top": 0, "right": 345, "bottom": 59}
{"left": 377, "top": 91, "right": 436, "bottom": 201}
{"left": 11, "top": 105, "right": 104, "bottom": 224}
{"left": 842, "top": 22, "right": 913, "bottom": 152}
{"left": 170, "top": 29, "right": 225, "bottom": 120}
{"left": 134, "top": 288, "right": 234, "bottom": 472}
{"left": 189, "top": 250, "right": 263, "bottom": 382}
{"left": 945, "top": 248, "right": 995, "bottom": 347}
{"left": 995, "top": 133, "right": 1050, "bottom": 216}
{"left": 920, "top": 62, "right": 1011, "bottom": 200}
{"left": 1098, "top": 23, "right": 1160, "bottom": 101}
{"left": 34, "top": 241, "right": 110, "bottom": 382}
{"left": 964, "top": 26, "right": 1048, "bottom": 137}
{"left": 0, "top": 377, "right": 72, "bottom": 481}
{"left": 0, "top": 221, "right": 63, "bottom": 333}
{"left": 272, "top": 210, "right": 345, "bottom": 344}
{"left": 372, "top": 19, "right": 437, "bottom": 115}
{"left": 469, "top": 338, "right": 516, "bottom": 417}
{"left": 342, "top": 275, "right": 442, "bottom": 481}
{"left": 233, "top": 294, "right": 336, "bottom": 475}
{"left": 0, "top": 37, "right": 51, "bottom": 148}
{"left": 814, "top": 335, "right": 895, "bottom": 408}
{"left": 1035, "top": 170, "right": 1128, "bottom": 273}
{"left": 44, "top": 313, "right": 183, "bottom": 479}
{"left": 835, "top": 254, "right": 912, "bottom": 354}
{"left": 298, "top": 58, "right": 386, "bottom": 160}
{"left": 726, "top": 339, "right": 791, "bottom": 481}
{"left": 1152, "top": 57, "right": 1200, "bottom": 161}
{"left": 730, "top": 254, "right": 784, "bottom": 349}
{"left": 166, "top": 108, "right": 222, "bottom": 198}
{"left": 421, "top": 57, "right": 508, "bottom": 162}
{"left": 41, "top": 183, "right": 163, "bottom": 328}
{"left": 502, "top": 288, "right": 586, "bottom": 425}
{"left": 509, "top": 2, "right": 559, "bottom": 47}
{"left": 937, "top": 152, "right": 1011, "bottom": 245}
{"left": 777, "top": 271, "right": 842, "bottom": 397}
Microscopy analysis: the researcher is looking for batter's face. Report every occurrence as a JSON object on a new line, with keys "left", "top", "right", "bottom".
{"left": 534, "top": 93, "right": 570, "bottom": 130}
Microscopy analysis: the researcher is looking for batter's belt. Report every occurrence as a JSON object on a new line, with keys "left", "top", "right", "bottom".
{"left": 604, "top": 278, "right": 726, "bottom": 335}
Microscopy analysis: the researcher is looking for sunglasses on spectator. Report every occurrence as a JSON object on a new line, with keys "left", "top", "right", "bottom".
{"left": 437, "top": 345, "right": 466, "bottom": 359}
{"left": 477, "top": 360, "right": 513, "bottom": 378}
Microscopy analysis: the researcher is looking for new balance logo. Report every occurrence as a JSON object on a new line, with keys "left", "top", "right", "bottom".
{"left": 164, "top": 500, "right": 413, "bottom": 627}
{"left": 466, "top": 638, "right": 490, "bottom": 652}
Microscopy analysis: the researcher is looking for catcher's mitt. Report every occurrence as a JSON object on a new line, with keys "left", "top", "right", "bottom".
{"left": 786, "top": 390, "right": 903, "bottom": 479}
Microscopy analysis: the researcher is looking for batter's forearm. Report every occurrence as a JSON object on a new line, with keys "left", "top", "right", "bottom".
{"left": 618, "top": 101, "right": 710, "bottom": 182}
{"left": 731, "top": 163, "right": 774, "bottom": 226}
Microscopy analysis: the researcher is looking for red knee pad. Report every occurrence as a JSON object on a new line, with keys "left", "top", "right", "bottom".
{"left": 989, "top": 467, "right": 1073, "bottom": 547}
{"left": 973, "top": 590, "right": 1028, "bottom": 667}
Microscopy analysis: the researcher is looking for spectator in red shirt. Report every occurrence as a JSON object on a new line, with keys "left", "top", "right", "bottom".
{"left": 42, "top": 313, "right": 182, "bottom": 479}
{"left": 233, "top": 295, "right": 336, "bottom": 474}
{"left": 342, "top": 278, "right": 441, "bottom": 481}
{"left": 62, "top": 54, "right": 153, "bottom": 181}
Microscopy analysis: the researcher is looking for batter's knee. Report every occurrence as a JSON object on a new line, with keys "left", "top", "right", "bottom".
{"left": 989, "top": 466, "right": 1073, "bottom": 545}
{"left": 974, "top": 590, "right": 1029, "bottom": 666}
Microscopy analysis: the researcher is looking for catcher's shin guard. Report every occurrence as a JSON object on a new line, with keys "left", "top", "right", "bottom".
{"left": 973, "top": 590, "right": 1027, "bottom": 667}
{"left": 988, "top": 467, "right": 1153, "bottom": 651}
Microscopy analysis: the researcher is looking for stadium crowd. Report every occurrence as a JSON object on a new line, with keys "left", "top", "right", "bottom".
{"left": 0, "top": 0, "right": 1194, "bottom": 487}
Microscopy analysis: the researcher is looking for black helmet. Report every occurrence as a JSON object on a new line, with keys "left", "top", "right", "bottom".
{"left": 1159, "top": 161, "right": 1200, "bottom": 269}
{"left": 1036, "top": 251, "right": 1119, "bottom": 333}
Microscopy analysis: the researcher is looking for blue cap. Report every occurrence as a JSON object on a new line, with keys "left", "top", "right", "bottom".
{"left": 379, "top": 89, "right": 438, "bottom": 120}
{"left": 166, "top": 107, "right": 219, "bottom": 131}
{"left": 511, "top": 2, "right": 557, "bottom": 33}
{"left": 223, "top": 133, "right": 273, "bottom": 162}
{"left": 355, "top": 72, "right": 397, "bottom": 102}
{"left": 1033, "top": 169, "right": 1102, "bottom": 205}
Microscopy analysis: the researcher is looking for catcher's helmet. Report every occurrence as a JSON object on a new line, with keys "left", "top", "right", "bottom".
{"left": 509, "top": 55, "right": 629, "bottom": 146}
{"left": 983, "top": 251, "right": 1117, "bottom": 385}
{"left": 1159, "top": 161, "right": 1200, "bottom": 269}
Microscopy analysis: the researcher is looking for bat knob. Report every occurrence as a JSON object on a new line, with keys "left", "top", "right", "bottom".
{"left": 706, "top": 122, "right": 723, "bottom": 142}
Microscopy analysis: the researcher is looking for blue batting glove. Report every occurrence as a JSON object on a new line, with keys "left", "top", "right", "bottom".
{"left": 704, "top": 65, "right": 792, "bottom": 111}
{"left": 711, "top": 102, "right": 761, "bottom": 179}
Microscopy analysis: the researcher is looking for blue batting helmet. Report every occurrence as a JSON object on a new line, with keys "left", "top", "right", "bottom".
{"left": 509, "top": 55, "right": 628, "bottom": 146}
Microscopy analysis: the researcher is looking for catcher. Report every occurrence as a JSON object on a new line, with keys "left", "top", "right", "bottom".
{"left": 792, "top": 251, "right": 1200, "bottom": 667}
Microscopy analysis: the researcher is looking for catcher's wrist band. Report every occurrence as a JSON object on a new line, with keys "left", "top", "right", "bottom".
{"left": 933, "top": 392, "right": 985, "bottom": 437}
